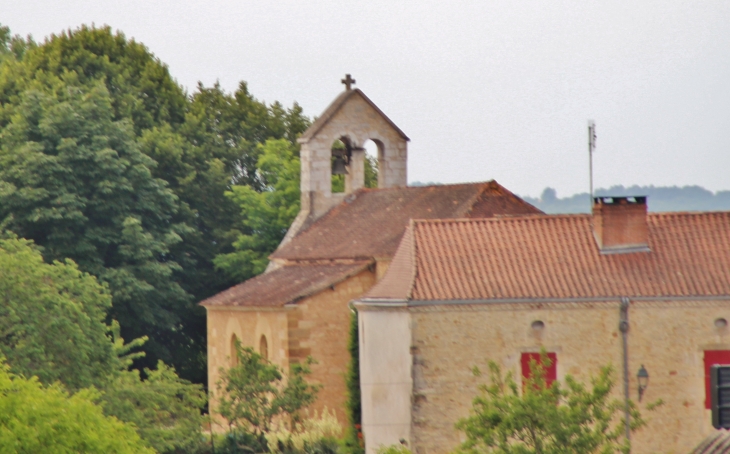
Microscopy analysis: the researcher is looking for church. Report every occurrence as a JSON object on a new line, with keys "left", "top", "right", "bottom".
{"left": 200, "top": 77, "right": 542, "bottom": 423}
{"left": 203, "top": 77, "right": 730, "bottom": 454}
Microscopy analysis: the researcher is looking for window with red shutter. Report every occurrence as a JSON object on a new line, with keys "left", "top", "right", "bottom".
{"left": 704, "top": 350, "right": 730, "bottom": 409}
{"left": 521, "top": 352, "right": 558, "bottom": 388}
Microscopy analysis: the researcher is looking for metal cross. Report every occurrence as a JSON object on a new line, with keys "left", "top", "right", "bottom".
{"left": 341, "top": 74, "right": 356, "bottom": 91}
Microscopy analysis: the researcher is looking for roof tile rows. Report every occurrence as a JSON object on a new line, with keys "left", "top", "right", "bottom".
{"left": 365, "top": 211, "right": 730, "bottom": 301}
{"left": 271, "top": 181, "right": 541, "bottom": 262}
{"left": 201, "top": 262, "right": 370, "bottom": 307}
{"left": 204, "top": 181, "right": 541, "bottom": 308}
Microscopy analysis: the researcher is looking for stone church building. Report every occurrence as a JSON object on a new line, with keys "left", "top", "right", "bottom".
{"left": 201, "top": 80, "right": 541, "bottom": 423}
{"left": 357, "top": 196, "right": 730, "bottom": 453}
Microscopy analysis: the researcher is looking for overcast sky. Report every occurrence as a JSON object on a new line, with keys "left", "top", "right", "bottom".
{"left": 3, "top": 1, "right": 730, "bottom": 198}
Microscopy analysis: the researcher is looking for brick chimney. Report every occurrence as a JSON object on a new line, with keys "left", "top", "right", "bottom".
{"left": 592, "top": 196, "right": 650, "bottom": 253}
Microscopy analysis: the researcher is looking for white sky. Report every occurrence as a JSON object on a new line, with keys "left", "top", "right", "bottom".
{"left": 3, "top": 0, "right": 730, "bottom": 198}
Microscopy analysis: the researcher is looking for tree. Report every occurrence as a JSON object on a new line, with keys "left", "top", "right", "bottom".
{"left": 0, "top": 235, "right": 208, "bottom": 452}
{"left": 101, "top": 361, "right": 207, "bottom": 453}
{"left": 0, "top": 23, "right": 312, "bottom": 383}
{"left": 0, "top": 360, "right": 153, "bottom": 454}
{"left": 0, "top": 235, "right": 116, "bottom": 390}
{"left": 216, "top": 343, "right": 320, "bottom": 443}
{"left": 0, "top": 77, "right": 192, "bottom": 369}
{"left": 456, "top": 355, "right": 646, "bottom": 454}
{"left": 344, "top": 312, "right": 364, "bottom": 454}
{"left": 0, "top": 24, "right": 186, "bottom": 133}
{"left": 214, "top": 139, "right": 302, "bottom": 281}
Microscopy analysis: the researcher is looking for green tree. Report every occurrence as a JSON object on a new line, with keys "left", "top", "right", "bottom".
{"left": 0, "top": 236, "right": 207, "bottom": 452}
{"left": 0, "top": 23, "right": 311, "bottom": 383}
{"left": 344, "top": 312, "right": 364, "bottom": 454}
{"left": 101, "top": 361, "right": 207, "bottom": 453}
{"left": 0, "top": 24, "right": 186, "bottom": 133}
{"left": 0, "top": 360, "right": 153, "bottom": 454}
{"left": 216, "top": 343, "right": 320, "bottom": 442}
{"left": 0, "top": 78, "right": 190, "bottom": 367}
{"left": 456, "top": 355, "right": 646, "bottom": 454}
{"left": 214, "top": 139, "right": 302, "bottom": 281}
{"left": 0, "top": 235, "right": 116, "bottom": 390}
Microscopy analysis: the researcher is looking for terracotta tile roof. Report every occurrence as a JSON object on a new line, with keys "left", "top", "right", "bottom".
{"left": 201, "top": 262, "right": 371, "bottom": 308}
{"left": 298, "top": 89, "right": 409, "bottom": 143}
{"left": 691, "top": 430, "right": 730, "bottom": 453}
{"left": 364, "top": 211, "right": 730, "bottom": 301}
{"left": 271, "top": 181, "right": 541, "bottom": 262}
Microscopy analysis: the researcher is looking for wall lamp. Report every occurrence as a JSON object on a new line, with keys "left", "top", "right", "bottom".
{"left": 637, "top": 365, "right": 649, "bottom": 401}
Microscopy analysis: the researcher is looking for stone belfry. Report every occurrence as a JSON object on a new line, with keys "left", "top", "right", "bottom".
{"left": 282, "top": 75, "right": 410, "bottom": 244}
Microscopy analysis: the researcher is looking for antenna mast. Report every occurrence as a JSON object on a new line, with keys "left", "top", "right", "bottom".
{"left": 588, "top": 120, "right": 596, "bottom": 210}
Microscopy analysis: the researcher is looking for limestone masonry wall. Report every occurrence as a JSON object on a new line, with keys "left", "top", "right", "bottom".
{"left": 300, "top": 93, "right": 408, "bottom": 218}
{"left": 288, "top": 268, "right": 377, "bottom": 423}
{"left": 206, "top": 307, "right": 290, "bottom": 428}
{"left": 410, "top": 299, "right": 730, "bottom": 454}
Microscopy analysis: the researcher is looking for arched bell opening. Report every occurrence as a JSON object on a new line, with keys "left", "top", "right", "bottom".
{"left": 331, "top": 136, "right": 351, "bottom": 194}
{"left": 364, "top": 139, "right": 382, "bottom": 189}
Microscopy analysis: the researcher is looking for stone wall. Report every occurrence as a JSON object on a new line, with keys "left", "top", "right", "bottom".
{"left": 299, "top": 92, "right": 408, "bottom": 218}
{"left": 288, "top": 268, "right": 377, "bottom": 423}
{"left": 206, "top": 306, "right": 290, "bottom": 428}
{"left": 408, "top": 299, "right": 730, "bottom": 454}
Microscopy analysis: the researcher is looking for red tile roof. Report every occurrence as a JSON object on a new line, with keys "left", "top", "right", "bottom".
{"left": 365, "top": 212, "right": 730, "bottom": 301}
{"left": 271, "top": 181, "right": 541, "bottom": 262}
{"left": 201, "top": 262, "right": 371, "bottom": 307}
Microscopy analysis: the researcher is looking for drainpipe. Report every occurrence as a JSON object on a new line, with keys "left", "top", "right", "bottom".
{"left": 619, "top": 297, "right": 631, "bottom": 448}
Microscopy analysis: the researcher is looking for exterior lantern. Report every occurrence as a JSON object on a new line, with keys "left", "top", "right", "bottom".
{"left": 637, "top": 364, "right": 649, "bottom": 401}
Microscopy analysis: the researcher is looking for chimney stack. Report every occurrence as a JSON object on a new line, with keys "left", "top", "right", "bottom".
{"left": 592, "top": 196, "right": 650, "bottom": 254}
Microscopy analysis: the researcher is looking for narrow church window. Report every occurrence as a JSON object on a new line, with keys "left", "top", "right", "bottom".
{"left": 230, "top": 334, "right": 239, "bottom": 367}
{"left": 704, "top": 350, "right": 730, "bottom": 408}
{"left": 521, "top": 352, "right": 557, "bottom": 388}
{"left": 260, "top": 335, "right": 268, "bottom": 361}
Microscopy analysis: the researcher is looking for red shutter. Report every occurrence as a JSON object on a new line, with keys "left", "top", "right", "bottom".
{"left": 521, "top": 352, "right": 557, "bottom": 388}
{"left": 704, "top": 350, "right": 730, "bottom": 409}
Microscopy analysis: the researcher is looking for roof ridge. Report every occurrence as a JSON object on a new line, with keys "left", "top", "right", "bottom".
{"left": 412, "top": 213, "right": 588, "bottom": 226}
{"left": 648, "top": 210, "right": 730, "bottom": 217}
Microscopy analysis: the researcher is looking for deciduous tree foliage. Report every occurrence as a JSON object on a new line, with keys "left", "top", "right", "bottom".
{"left": 0, "top": 361, "right": 153, "bottom": 454}
{"left": 456, "top": 355, "right": 646, "bottom": 454}
{"left": 0, "top": 237, "right": 207, "bottom": 452}
{"left": 0, "top": 23, "right": 311, "bottom": 382}
{"left": 0, "top": 235, "right": 115, "bottom": 390}
{"left": 0, "top": 78, "right": 190, "bottom": 367}
{"left": 214, "top": 139, "right": 301, "bottom": 281}
{"left": 216, "top": 343, "right": 320, "bottom": 436}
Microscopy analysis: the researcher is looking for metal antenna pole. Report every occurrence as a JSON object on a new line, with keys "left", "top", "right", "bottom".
{"left": 588, "top": 121, "right": 596, "bottom": 210}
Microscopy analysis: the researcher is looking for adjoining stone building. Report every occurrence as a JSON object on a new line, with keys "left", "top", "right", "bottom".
{"left": 356, "top": 196, "right": 730, "bottom": 453}
{"left": 200, "top": 81, "right": 542, "bottom": 424}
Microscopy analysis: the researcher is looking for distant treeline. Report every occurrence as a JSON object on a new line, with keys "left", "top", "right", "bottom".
{"left": 523, "top": 185, "right": 730, "bottom": 214}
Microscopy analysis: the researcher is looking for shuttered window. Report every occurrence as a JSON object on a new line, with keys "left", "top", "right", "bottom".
{"left": 705, "top": 350, "right": 730, "bottom": 409}
{"left": 521, "top": 352, "right": 558, "bottom": 388}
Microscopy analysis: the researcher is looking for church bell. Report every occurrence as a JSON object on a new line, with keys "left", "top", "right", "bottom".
{"left": 332, "top": 154, "right": 348, "bottom": 175}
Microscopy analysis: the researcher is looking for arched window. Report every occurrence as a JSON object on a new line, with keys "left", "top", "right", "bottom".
{"left": 363, "top": 139, "right": 381, "bottom": 188}
{"left": 331, "top": 137, "right": 350, "bottom": 193}
{"left": 230, "top": 334, "right": 239, "bottom": 367}
{"left": 259, "top": 335, "right": 268, "bottom": 361}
